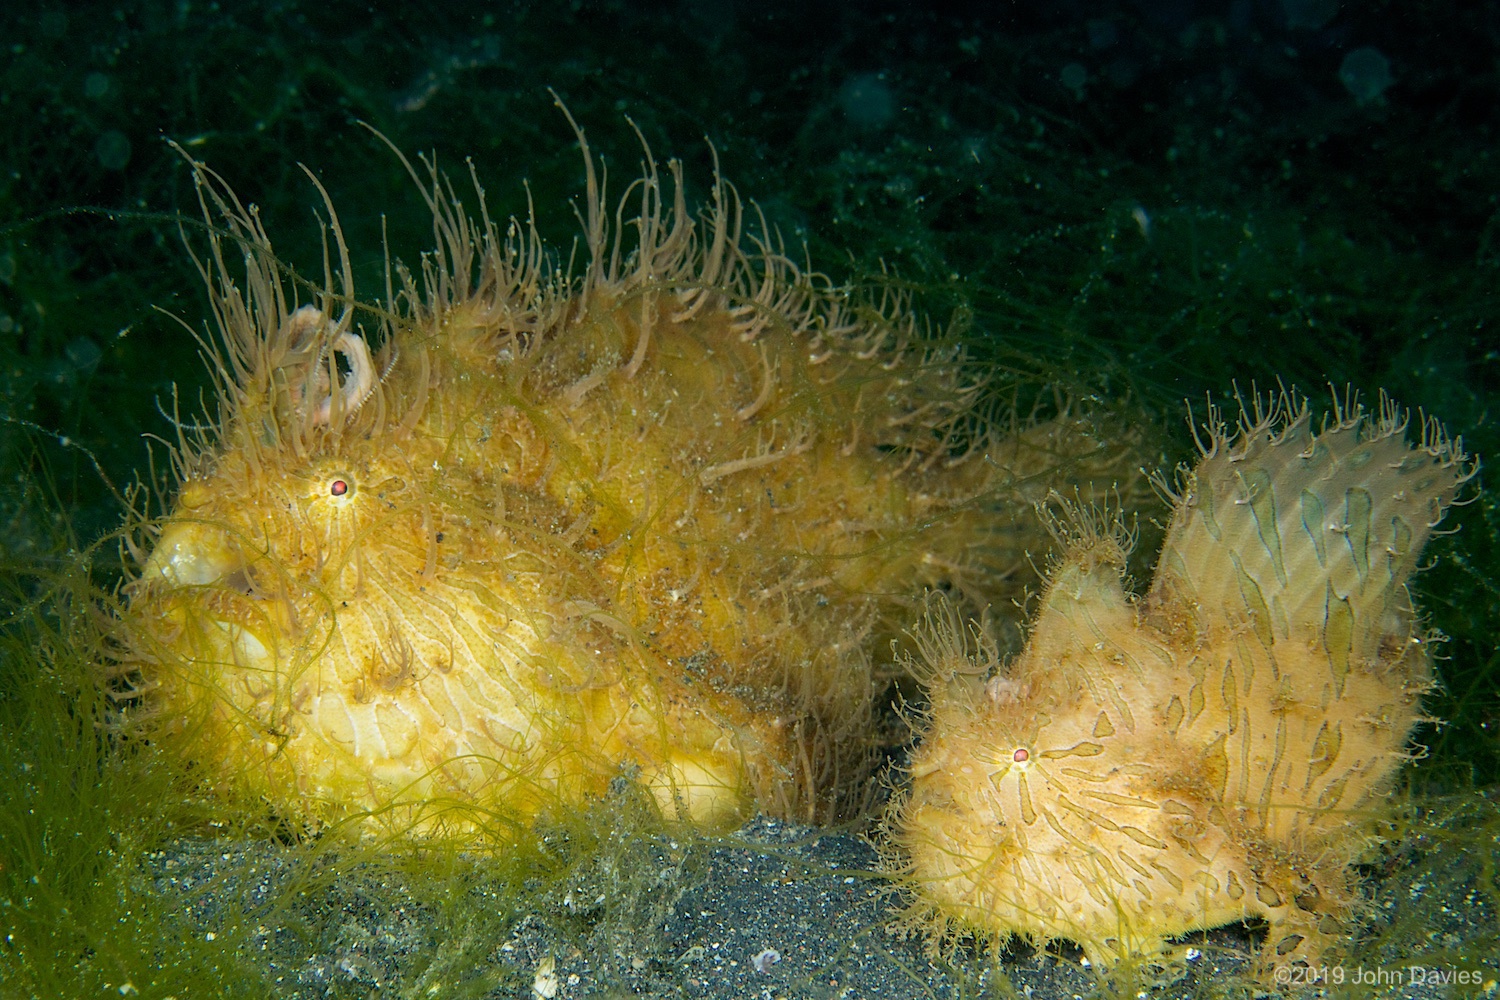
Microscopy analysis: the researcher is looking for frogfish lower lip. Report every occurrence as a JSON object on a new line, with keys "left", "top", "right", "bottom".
{"left": 143, "top": 521, "right": 242, "bottom": 588}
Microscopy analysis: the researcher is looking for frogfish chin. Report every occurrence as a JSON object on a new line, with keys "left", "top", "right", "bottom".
{"left": 114, "top": 117, "right": 1144, "bottom": 837}
{"left": 888, "top": 388, "right": 1474, "bottom": 978}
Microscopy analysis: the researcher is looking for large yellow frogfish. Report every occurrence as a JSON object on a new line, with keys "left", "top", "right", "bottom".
{"left": 114, "top": 116, "right": 1144, "bottom": 837}
{"left": 888, "top": 388, "right": 1474, "bottom": 977}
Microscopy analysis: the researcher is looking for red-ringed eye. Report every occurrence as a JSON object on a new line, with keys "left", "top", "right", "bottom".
{"left": 1013, "top": 748, "right": 1030, "bottom": 763}
{"left": 330, "top": 479, "right": 349, "bottom": 497}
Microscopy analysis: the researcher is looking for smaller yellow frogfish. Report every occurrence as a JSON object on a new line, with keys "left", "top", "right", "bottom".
{"left": 889, "top": 388, "right": 1474, "bottom": 976}
{"left": 113, "top": 115, "right": 1144, "bottom": 837}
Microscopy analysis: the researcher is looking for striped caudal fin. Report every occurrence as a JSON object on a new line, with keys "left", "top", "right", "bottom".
{"left": 1151, "top": 388, "right": 1472, "bottom": 664}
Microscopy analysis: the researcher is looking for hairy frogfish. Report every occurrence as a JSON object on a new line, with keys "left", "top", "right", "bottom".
{"left": 115, "top": 116, "right": 1144, "bottom": 836}
{"left": 889, "top": 388, "right": 1473, "bottom": 976}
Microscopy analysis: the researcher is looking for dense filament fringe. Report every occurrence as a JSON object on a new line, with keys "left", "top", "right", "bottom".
{"left": 162, "top": 113, "right": 983, "bottom": 508}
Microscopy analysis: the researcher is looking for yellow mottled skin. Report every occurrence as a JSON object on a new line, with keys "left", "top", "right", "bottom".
{"left": 116, "top": 121, "right": 1144, "bottom": 835}
{"left": 890, "top": 390, "right": 1473, "bottom": 976}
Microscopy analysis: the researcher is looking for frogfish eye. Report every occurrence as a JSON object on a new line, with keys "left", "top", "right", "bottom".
{"left": 330, "top": 479, "right": 350, "bottom": 497}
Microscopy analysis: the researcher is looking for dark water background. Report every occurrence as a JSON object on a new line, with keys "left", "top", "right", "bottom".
{"left": 1, "top": 2, "right": 1496, "bottom": 996}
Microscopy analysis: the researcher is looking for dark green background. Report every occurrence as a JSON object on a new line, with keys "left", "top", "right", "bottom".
{"left": 1, "top": 1, "right": 1496, "bottom": 995}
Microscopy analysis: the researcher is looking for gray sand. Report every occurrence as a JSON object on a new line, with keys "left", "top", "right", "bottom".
{"left": 144, "top": 811, "right": 1497, "bottom": 999}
